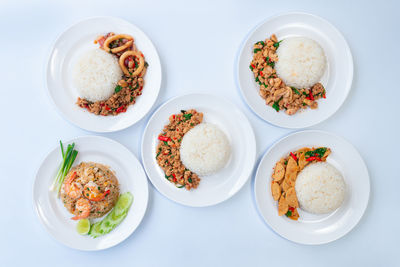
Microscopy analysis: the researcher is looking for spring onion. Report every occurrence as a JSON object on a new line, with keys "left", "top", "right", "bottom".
{"left": 52, "top": 141, "right": 78, "bottom": 197}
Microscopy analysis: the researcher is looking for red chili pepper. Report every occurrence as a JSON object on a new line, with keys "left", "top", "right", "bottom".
{"left": 172, "top": 114, "right": 176, "bottom": 119}
{"left": 172, "top": 173, "right": 177, "bottom": 182}
{"left": 289, "top": 207, "right": 295, "bottom": 212}
{"left": 323, "top": 92, "right": 326, "bottom": 99}
{"left": 158, "top": 136, "right": 170, "bottom": 142}
{"left": 116, "top": 106, "right": 125, "bottom": 113}
{"left": 259, "top": 71, "right": 263, "bottom": 76}
{"left": 105, "top": 105, "right": 111, "bottom": 111}
{"left": 290, "top": 152, "right": 298, "bottom": 161}
{"left": 309, "top": 91, "right": 315, "bottom": 101}
{"left": 251, "top": 64, "right": 256, "bottom": 69}
{"left": 306, "top": 156, "right": 321, "bottom": 162}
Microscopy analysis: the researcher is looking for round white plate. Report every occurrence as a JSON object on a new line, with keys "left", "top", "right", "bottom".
{"left": 254, "top": 130, "right": 369, "bottom": 245}
{"left": 46, "top": 17, "right": 162, "bottom": 132}
{"left": 236, "top": 12, "right": 353, "bottom": 128}
{"left": 141, "top": 94, "right": 256, "bottom": 207}
{"left": 33, "top": 136, "right": 149, "bottom": 251}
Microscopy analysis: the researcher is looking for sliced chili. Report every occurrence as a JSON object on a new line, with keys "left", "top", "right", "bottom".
{"left": 158, "top": 136, "right": 170, "bottom": 142}
{"left": 309, "top": 91, "right": 315, "bottom": 101}
{"left": 290, "top": 152, "right": 298, "bottom": 161}
{"left": 116, "top": 106, "right": 125, "bottom": 113}
{"left": 306, "top": 156, "right": 321, "bottom": 162}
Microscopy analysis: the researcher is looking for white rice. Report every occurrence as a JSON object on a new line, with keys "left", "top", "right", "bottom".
{"left": 275, "top": 37, "right": 326, "bottom": 88}
{"left": 73, "top": 49, "right": 122, "bottom": 102}
{"left": 180, "top": 123, "right": 230, "bottom": 176}
{"left": 295, "top": 162, "right": 345, "bottom": 214}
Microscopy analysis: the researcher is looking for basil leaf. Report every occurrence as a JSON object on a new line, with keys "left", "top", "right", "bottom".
{"left": 115, "top": 85, "right": 122, "bottom": 93}
{"left": 273, "top": 40, "right": 283, "bottom": 48}
{"left": 291, "top": 87, "right": 301, "bottom": 95}
{"left": 272, "top": 97, "right": 283, "bottom": 112}
{"left": 183, "top": 113, "right": 192, "bottom": 121}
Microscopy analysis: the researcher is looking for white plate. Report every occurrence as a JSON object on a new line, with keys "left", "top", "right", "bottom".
{"left": 33, "top": 136, "right": 149, "bottom": 251}
{"left": 254, "top": 130, "right": 369, "bottom": 245}
{"left": 141, "top": 94, "right": 256, "bottom": 207}
{"left": 236, "top": 12, "right": 353, "bottom": 128}
{"left": 46, "top": 17, "right": 162, "bottom": 132}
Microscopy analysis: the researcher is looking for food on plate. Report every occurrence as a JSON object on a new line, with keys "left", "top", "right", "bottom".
{"left": 180, "top": 123, "right": 230, "bottom": 176}
{"left": 271, "top": 147, "right": 331, "bottom": 220}
{"left": 89, "top": 192, "right": 133, "bottom": 238}
{"left": 275, "top": 37, "right": 326, "bottom": 89}
{"left": 51, "top": 141, "right": 133, "bottom": 237}
{"left": 295, "top": 162, "right": 346, "bottom": 214}
{"left": 156, "top": 110, "right": 203, "bottom": 190}
{"left": 60, "top": 162, "right": 120, "bottom": 220}
{"left": 250, "top": 34, "right": 326, "bottom": 115}
{"left": 52, "top": 141, "right": 78, "bottom": 196}
{"left": 73, "top": 49, "right": 123, "bottom": 102}
{"left": 75, "top": 32, "right": 148, "bottom": 116}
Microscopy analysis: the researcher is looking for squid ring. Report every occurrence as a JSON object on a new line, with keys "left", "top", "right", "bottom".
{"left": 119, "top": 51, "right": 145, "bottom": 77}
{"left": 103, "top": 34, "right": 134, "bottom": 53}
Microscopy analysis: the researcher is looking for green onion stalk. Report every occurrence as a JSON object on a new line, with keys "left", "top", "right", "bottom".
{"left": 51, "top": 141, "right": 78, "bottom": 197}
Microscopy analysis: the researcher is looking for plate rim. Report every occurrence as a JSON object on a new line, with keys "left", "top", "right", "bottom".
{"left": 253, "top": 129, "right": 370, "bottom": 245}
{"left": 235, "top": 11, "right": 354, "bottom": 129}
{"left": 45, "top": 16, "right": 162, "bottom": 133}
{"left": 32, "top": 135, "right": 149, "bottom": 251}
{"left": 141, "top": 93, "right": 257, "bottom": 207}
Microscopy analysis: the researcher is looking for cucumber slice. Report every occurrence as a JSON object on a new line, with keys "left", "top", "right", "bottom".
{"left": 114, "top": 192, "right": 133, "bottom": 216}
{"left": 89, "top": 192, "right": 134, "bottom": 238}
{"left": 89, "top": 221, "right": 103, "bottom": 238}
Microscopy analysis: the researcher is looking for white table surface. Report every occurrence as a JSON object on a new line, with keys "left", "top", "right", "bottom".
{"left": 1, "top": 0, "right": 398, "bottom": 266}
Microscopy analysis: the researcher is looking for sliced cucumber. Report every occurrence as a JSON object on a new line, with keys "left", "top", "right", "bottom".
{"left": 114, "top": 192, "right": 133, "bottom": 216}
{"left": 89, "top": 221, "right": 103, "bottom": 238}
{"left": 89, "top": 192, "right": 134, "bottom": 238}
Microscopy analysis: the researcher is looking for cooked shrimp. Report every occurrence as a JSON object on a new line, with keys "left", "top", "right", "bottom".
{"left": 64, "top": 172, "right": 82, "bottom": 199}
{"left": 71, "top": 198, "right": 91, "bottom": 220}
{"left": 83, "top": 181, "right": 110, "bottom": 202}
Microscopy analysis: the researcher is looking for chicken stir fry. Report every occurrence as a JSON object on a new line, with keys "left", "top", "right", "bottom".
{"left": 250, "top": 34, "right": 326, "bottom": 115}
{"left": 156, "top": 110, "right": 203, "bottom": 190}
{"left": 271, "top": 147, "right": 331, "bottom": 220}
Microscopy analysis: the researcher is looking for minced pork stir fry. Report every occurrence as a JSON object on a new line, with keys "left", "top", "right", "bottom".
{"left": 250, "top": 34, "right": 326, "bottom": 115}
{"left": 77, "top": 32, "right": 148, "bottom": 116}
{"left": 156, "top": 109, "right": 203, "bottom": 190}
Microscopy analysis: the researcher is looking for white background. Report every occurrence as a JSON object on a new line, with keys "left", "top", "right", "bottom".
{"left": 1, "top": 0, "right": 398, "bottom": 266}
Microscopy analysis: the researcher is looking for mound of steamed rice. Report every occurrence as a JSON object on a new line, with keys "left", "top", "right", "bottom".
{"left": 275, "top": 37, "right": 326, "bottom": 89}
{"left": 73, "top": 49, "right": 122, "bottom": 102}
{"left": 180, "top": 123, "right": 230, "bottom": 176}
{"left": 295, "top": 162, "right": 345, "bottom": 214}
